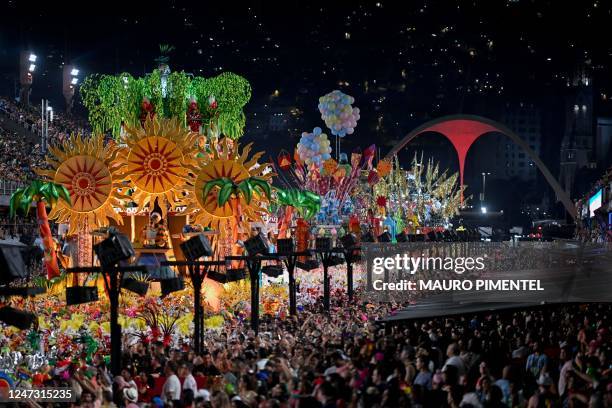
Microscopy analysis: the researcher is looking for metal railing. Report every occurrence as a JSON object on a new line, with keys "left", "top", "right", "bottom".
{"left": 0, "top": 179, "right": 26, "bottom": 196}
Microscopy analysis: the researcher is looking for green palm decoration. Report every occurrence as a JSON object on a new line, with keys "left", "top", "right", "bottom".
{"left": 203, "top": 177, "right": 272, "bottom": 208}
{"left": 9, "top": 180, "right": 71, "bottom": 279}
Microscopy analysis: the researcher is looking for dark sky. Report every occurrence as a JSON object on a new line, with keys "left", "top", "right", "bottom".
{"left": 2, "top": 0, "right": 611, "bottom": 110}
{"left": 1, "top": 0, "right": 611, "bottom": 216}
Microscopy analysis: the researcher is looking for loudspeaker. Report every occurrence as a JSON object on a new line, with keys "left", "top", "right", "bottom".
{"left": 94, "top": 233, "right": 134, "bottom": 268}
{"left": 180, "top": 234, "right": 213, "bottom": 261}
{"left": 244, "top": 234, "right": 268, "bottom": 256}
{"left": 122, "top": 278, "right": 149, "bottom": 296}
{"left": 206, "top": 270, "right": 227, "bottom": 283}
{"left": 377, "top": 232, "right": 391, "bottom": 242}
{"left": 161, "top": 277, "right": 185, "bottom": 297}
{"left": 66, "top": 286, "right": 99, "bottom": 305}
{"left": 0, "top": 245, "right": 27, "bottom": 283}
{"left": 296, "top": 259, "right": 319, "bottom": 271}
{"left": 315, "top": 237, "right": 332, "bottom": 250}
{"left": 395, "top": 232, "right": 408, "bottom": 242}
{"left": 276, "top": 238, "right": 295, "bottom": 254}
{"left": 226, "top": 268, "right": 247, "bottom": 282}
{"left": 0, "top": 306, "right": 36, "bottom": 330}
{"left": 261, "top": 265, "right": 283, "bottom": 278}
{"left": 328, "top": 256, "right": 345, "bottom": 267}
{"left": 339, "top": 233, "right": 357, "bottom": 249}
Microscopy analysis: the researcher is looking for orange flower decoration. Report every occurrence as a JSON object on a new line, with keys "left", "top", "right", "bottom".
{"left": 377, "top": 159, "right": 392, "bottom": 177}
{"left": 323, "top": 158, "right": 338, "bottom": 175}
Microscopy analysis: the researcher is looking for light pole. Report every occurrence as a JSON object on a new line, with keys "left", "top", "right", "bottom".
{"left": 19, "top": 52, "right": 37, "bottom": 106}
{"left": 480, "top": 172, "right": 491, "bottom": 210}
{"left": 63, "top": 65, "right": 80, "bottom": 115}
{"left": 41, "top": 100, "right": 52, "bottom": 153}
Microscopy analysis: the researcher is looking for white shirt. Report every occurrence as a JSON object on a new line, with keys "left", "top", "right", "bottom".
{"left": 182, "top": 374, "right": 197, "bottom": 394}
{"left": 443, "top": 355, "right": 466, "bottom": 377}
{"left": 162, "top": 374, "right": 181, "bottom": 402}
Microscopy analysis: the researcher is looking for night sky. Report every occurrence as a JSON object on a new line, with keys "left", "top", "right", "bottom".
{"left": 1, "top": 0, "right": 611, "bottom": 220}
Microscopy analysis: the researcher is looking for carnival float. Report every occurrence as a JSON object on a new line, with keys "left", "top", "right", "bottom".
{"left": 5, "top": 47, "right": 467, "bottom": 360}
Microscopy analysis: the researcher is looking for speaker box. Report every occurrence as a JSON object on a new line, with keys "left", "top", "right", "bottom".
{"left": 276, "top": 238, "right": 295, "bottom": 254}
{"left": 244, "top": 234, "right": 268, "bottom": 256}
{"left": 226, "top": 268, "right": 247, "bottom": 282}
{"left": 94, "top": 233, "right": 135, "bottom": 268}
{"left": 328, "top": 256, "right": 345, "bottom": 267}
{"left": 180, "top": 234, "right": 213, "bottom": 261}
{"left": 206, "top": 270, "right": 227, "bottom": 283}
{"left": 296, "top": 259, "right": 319, "bottom": 271}
{"left": 339, "top": 233, "right": 357, "bottom": 249}
{"left": 315, "top": 237, "right": 332, "bottom": 250}
{"left": 122, "top": 278, "right": 149, "bottom": 296}
{"left": 161, "top": 277, "right": 184, "bottom": 297}
{"left": 377, "top": 232, "right": 391, "bottom": 242}
{"left": 0, "top": 245, "right": 27, "bottom": 283}
{"left": 66, "top": 286, "right": 99, "bottom": 305}
{"left": 345, "top": 252, "right": 361, "bottom": 263}
{"left": 261, "top": 265, "right": 283, "bottom": 278}
{"left": 0, "top": 306, "right": 36, "bottom": 330}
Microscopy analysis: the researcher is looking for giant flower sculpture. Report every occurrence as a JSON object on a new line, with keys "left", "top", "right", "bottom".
{"left": 36, "top": 133, "right": 125, "bottom": 235}
{"left": 185, "top": 138, "right": 274, "bottom": 237}
{"left": 120, "top": 116, "right": 200, "bottom": 217}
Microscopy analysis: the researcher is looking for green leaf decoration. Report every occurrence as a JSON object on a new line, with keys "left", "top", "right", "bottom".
{"left": 9, "top": 188, "right": 26, "bottom": 219}
{"left": 203, "top": 179, "right": 227, "bottom": 201}
{"left": 238, "top": 179, "right": 253, "bottom": 204}
{"left": 56, "top": 184, "right": 72, "bottom": 205}
{"left": 217, "top": 181, "right": 234, "bottom": 207}
{"left": 80, "top": 71, "right": 251, "bottom": 140}
{"left": 249, "top": 178, "right": 272, "bottom": 200}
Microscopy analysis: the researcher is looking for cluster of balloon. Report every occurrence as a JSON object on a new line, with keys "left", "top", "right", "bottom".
{"left": 297, "top": 127, "right": 332, "bottom": 168}
{"left": 318, "top": 90, "right": 360, "bottom": 137}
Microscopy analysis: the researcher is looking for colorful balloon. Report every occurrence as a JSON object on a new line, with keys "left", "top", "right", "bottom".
{"left": 297, "top": 128, "right": 333, "bottom": 169}
{"left": 318, "top": 90, "right": 360, "bottom": 138}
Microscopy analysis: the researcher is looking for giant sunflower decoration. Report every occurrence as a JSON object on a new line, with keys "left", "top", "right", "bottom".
{"left": 121, "top": 116, "right": 200, "bottom": 217}
{"left": 185, "top": 138, "right": 273, "bottom": 233}
{"left": 36, "top": 133, "right": 125, "bottom": 234}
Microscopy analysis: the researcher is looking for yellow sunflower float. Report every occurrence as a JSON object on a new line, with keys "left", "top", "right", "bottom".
{"left": 185, "top": 138, "right": 273, "bottom": 234}
{"left": 37, "top": 133, "right": 125, "bottom": 234}
{"left": 120, "top": 116, "right": 199, "bottom": 217}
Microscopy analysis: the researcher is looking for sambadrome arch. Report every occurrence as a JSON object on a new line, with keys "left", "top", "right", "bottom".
{"left": 384, "top": 114, "right": 577, "bottom": 220}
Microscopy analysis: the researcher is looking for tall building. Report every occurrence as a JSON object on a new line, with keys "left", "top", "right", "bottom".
{"left": 596, "top": 117, "right": 612, "bottom": 170}
{"left": 496, "top": 102, "right": 542, "bottom": 182}
{"left": 559, "top": 65, "right": 595, "bottom": 198}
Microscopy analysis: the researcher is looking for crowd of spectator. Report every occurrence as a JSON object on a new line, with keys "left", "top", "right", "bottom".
{"left": 0, "top": 96, "right": 89, "bottom": 144}
{"left": 5, "top": 287, "right": 612, "bottom": 408}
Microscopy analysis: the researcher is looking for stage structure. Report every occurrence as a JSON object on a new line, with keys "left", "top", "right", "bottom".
{"left": 385, "top": 114, "right": 577, "bottom": 219}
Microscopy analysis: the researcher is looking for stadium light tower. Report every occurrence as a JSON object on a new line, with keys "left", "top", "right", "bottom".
{"left": 63, "top": 64, "right": 80, "bottom": 115}
{"left": 19, "top": 51, "right": 37, "bottom": 106}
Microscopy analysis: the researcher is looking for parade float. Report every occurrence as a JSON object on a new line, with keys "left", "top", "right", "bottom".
{"left": 6, "top": 51, "right": 468, "bottom": 356}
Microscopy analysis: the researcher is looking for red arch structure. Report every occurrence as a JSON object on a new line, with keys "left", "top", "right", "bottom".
{"left": 384, "top": 114, "right": 576, "bottom": 219}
